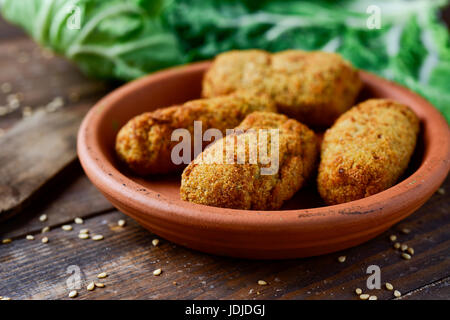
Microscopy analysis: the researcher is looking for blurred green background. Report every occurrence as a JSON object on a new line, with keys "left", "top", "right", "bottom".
{"left": 1, "top": 0, "right": 449, "bottom": 121}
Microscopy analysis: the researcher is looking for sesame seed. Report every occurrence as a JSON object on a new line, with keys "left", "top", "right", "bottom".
{"left": 368, "top": 295, "right": 377, "bottom": 300}
{"left": 385, "top": 283, "right": 394, "bottom": 291}
{"left": 39, "top": 214, "right": 47, "bottom": 222}
{"left": 26, "top": 235, "right": 34, "bottom": 240}
{"left": 359, "top": 294, "right": 370, "bottom": 300}
{"left": 152, "top": 239, "right": 160, "bottom": 247}
{"left": 2, "top": 239, "right": 12, "bottom": 244}
{"left": 78, "top": 233, "right": 89, "bottom": 239}
{"left": 97, "top": 272, "right": 108, "bottom": 279}
{"left": 401, "top": 253, "right": 412, "bottom": 260}
{"left": 118, "top": 219, "right": 126, "bottom": 227}
{"left": 74, "top": 217, "right": 83, "bottom": 224}
{"left": 394, "top": 290, "right": 401, "bottom": 297}
{"left": 68, "top": 290, "right": 78, "bottom": 298}
{"left": 42, "top": 226, "right": 50, "bottom": 233}
{"left": 400, "top": 244, "right": 408, "bottom": 252}
{"left": 389, "top": 235, "right": 397, "bottom": 242}
{"left": 41, "top": 237, "right": 49, "bottom": 244}
{"left": 393, "top": 242, "right": 401, "bottom": 249}
{"left": 338, "top": 256, "right": 346, "bottom": 263}
{"left": 79, "top": 229, "right": 89, "bottom": 234}
{"left": 407, "top": 247, "right": 414, "bottom": 255}
{"left": 173, "top": 281, "right": 177, "bottom": 285}
{"left": 437, "top": 188, "right": 445, "bottom": 195}
{"left": 153, "top": 269, "right": 162, "bottom": 276}
{"left": 0, "top": 106, "right": 9, "bottom": 116}
{"left": 257, "top": 280, "right": 267, "bottom": 286}
{"left": 1, "top": 82, "right": 12, "bottom": 93}
{"left": 87, "top": 282, "right": 95, "bottom": 291}
{"left": 95, "top": 282, "right": 105, "bottom": 288}
{"left": 355, "top": 288, "right": 362, "bottom": 295}
{"left": 62, "top": 225, "right": 72, "bottom": 231}
{"left": 401, "top": 228, "right": 411, "bottom": 234}
{"left": 92, "top": 235, "right": 104, "bottom": 241}
{"left": 22, "top": 106, "right": 32, "bottom": 118}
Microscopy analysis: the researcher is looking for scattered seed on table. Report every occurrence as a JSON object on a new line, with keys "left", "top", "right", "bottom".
{"left": 78, "top": 233, "right": 89, "bottom": 240}
{"left": 152, "top": 239, "right": 160, "bottom": 247}
{"left": 92, "top": 235, "right": 104, "bottom": 241}
{"left": 118, "top": 219, "right": 126, "bottom": 227}
{"left": 394, "top": 290, "right": 401, "bottom": 297}
{"left": 95, "top": 283, "right": 105, "bottom": 288}
{"left": 173, "top": 281, "right": 177, "bottom": 286}
{"left": 42, "top": 226, "right": 50, "bottom": 233}
{"left": 257, "top": 280, "right": 267, "bottom": 286}
{"left": 368, "top": 295, "right": 377, "bottom": 300}
{"left": 393, "top": 242, "right": 401, "bottom": 249}
{"left": 39, "top": 214, "right": 47, "bottom": 222}
{"left": 355, "top": 288, "right": 362, "bottom": 295}
{"left": 400, "top": 244, "right": 408, "bottom": 252}
{"left": 41, "top": 237, "right": 49, "bottom": 244}
{"left": 79, "top": 229, "right": 89, "bottom": 234}
{"left": 389, "top": 235, "right": 397, "bottom": 242}
{"left": 1, "top": 82, "right": 12, "bottom": 93}
{"left": 2, "top": 239, "right": 12, "bottom": 244}
{"left": 68, "top": 290, "right": 78, "bottom": 298}
{"left": 338, "top": 256, "right": 346, "bottom": 263}
{"left": 97, "top": 272, "right": 108, "bottom": 279}
{"left": 401, "top": 253, "right": 412, "bottom": 260}
{"left": 407, "top": 247, "right": 414, "bottom": 255}
{"left": 437, "top": 188, "right": 445, "bottom": 195}
{"left": 359, "top": 294, "right": 370, "bottom": 300}
{"left": 26, "top": 235, "right": 34, "bottom": 240}
{"left": 74, "top": 217, "right": 83, "bottom": 224}
{"left": 385, "top": 283, "right": 394, "bottom": 291}
{"left": 62, "top": 225, "right": 72, "bottom": 231}
{"left": 153, "top": 269, "right": 162, "bottom": 276}
{"left": 87, "top": 282, "right": 95, "bottom": 291}
{"left": 401, "top": 228, "right": 411, "bottom": 234}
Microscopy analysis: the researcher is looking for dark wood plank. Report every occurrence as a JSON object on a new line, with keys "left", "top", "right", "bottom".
{"left": 0, "top": 38, "right": 110, "bottom": 131}
{"left": 0, "top": 163, "right": 114, "bottom": 239}
{"left": 399, "top": 276, "right": 450, "bottom": 300}
{"left": 0, "top": 177, "right": 447, "bottom": 300}
{"left": 0, "top": 102, "right": 95, "bottom": 219}
{"left": 0, "top": 18, "right": 26, "bottom": 41}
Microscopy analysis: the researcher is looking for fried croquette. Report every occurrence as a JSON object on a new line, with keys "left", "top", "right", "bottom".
{"left": 202, "top": 49, "right": 362, "bottom": 127}
{"left": 180, "top": 112, "right": 318, "bottom": 210}
{"left": 115, "top": 91, "right": 276, "bottom": 175}
{"left": 317, "top": 99, "right": 420, "bottom": 205}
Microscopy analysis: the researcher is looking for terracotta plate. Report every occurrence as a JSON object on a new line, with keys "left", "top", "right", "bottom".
{"left": 77, "top": 62, "right": 450, "bottom": 259}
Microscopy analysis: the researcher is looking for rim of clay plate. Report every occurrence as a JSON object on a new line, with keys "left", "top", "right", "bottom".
{"left": 78, "top": 62, "right": 450, "bottom": 238}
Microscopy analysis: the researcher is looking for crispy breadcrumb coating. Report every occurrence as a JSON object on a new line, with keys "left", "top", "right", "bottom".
{"left": 317, "top": 99, "right": 420, "bottom": 205}
{"left": 180, "top": 112, "right": 318, "bottom": 210}
{"left": 202, "top": 49, "right": 362, "bottom": 127}
{"left": 115, "top": 91, "right": 276, "bottom": 175}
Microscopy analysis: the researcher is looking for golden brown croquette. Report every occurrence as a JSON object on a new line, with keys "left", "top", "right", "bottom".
{"left": 317, "top": 99, "right": 420, "bottom": 205}
{"left": 202, "top": 49, "right": 362, "bottom": 127}
{"left": 180, "top": 112, "right": 318, "bottom": 210}
{"left": 115, "top": 91, "right": 276, "bottom": 175}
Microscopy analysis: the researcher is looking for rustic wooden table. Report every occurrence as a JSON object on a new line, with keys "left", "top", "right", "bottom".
{"left": 0, "top": 18, "right": 449, "bottom": 300}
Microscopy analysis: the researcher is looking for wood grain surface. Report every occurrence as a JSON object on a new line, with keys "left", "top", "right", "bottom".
{"left": 0, "top": 17, "right": 448, "bottom": 300}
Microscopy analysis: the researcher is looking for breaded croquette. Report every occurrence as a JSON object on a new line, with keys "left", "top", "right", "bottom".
{"left": 116, "top": 91, "right": 276, "bottom": 175}
{"left": 317, "top": 99, "right": 420, "bottom": 205}
{"left": 180, "top": 112, "right": 318, "bottom": 210}
{"left": 202, "top": 49, "right": 362, "bottom": 127}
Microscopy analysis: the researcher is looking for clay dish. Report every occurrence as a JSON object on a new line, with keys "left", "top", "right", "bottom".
{"left": 78, "top": 62, "right": 450, "bottom": 259}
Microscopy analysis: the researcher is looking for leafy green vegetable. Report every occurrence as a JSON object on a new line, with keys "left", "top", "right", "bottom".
{"left": 1, "top": 0, "right": 450, "bottom": 121}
